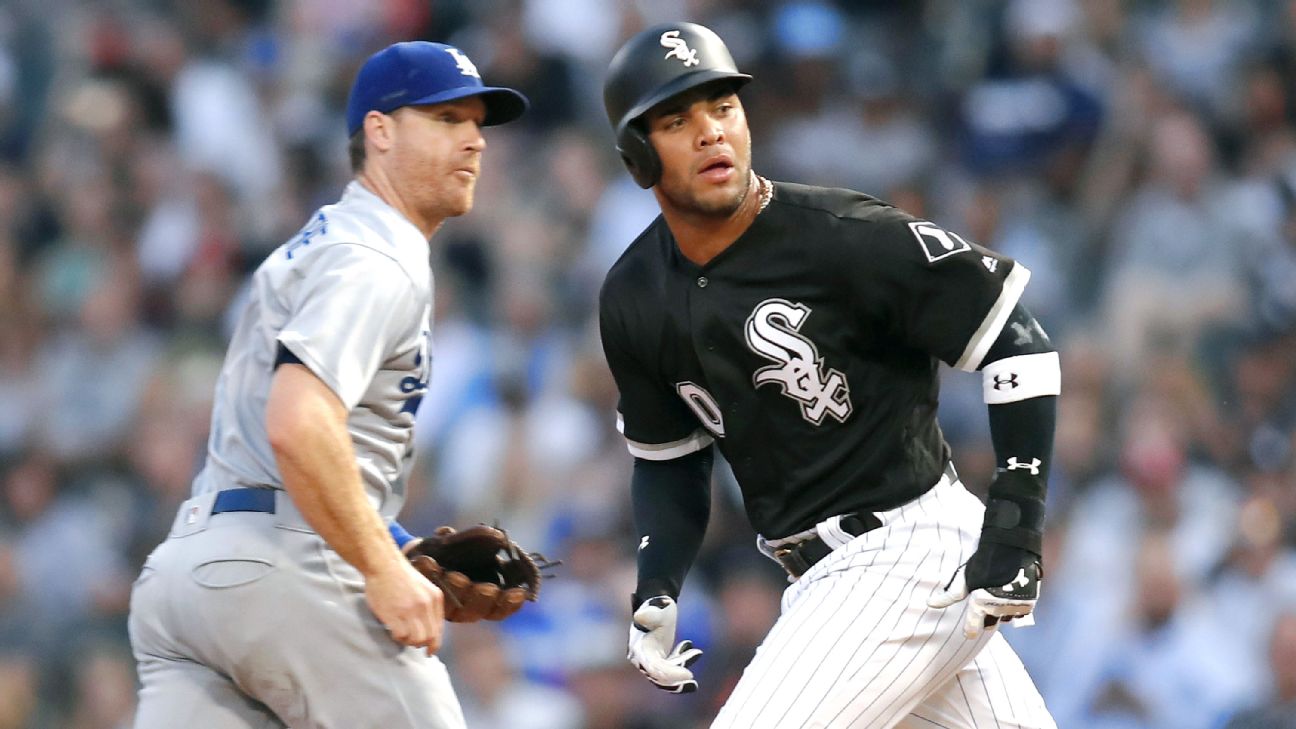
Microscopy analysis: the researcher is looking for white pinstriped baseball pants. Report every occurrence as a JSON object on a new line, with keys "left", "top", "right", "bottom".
{"left": 712, "top": 471, "right": 1056, "bottom": 729}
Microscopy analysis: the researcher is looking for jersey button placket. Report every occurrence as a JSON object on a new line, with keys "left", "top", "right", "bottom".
{"left": 695, "top": 276, "right": 715, "bottom": 349}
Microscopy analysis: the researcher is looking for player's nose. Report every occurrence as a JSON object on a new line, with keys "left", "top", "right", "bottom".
{"left": 696, "top": 117, "right": 725, "bottom": 148}
{"left": 464, "top": 127, "right": 485, "bottom": 152}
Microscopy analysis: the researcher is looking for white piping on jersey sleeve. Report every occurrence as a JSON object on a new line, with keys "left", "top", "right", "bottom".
{"left": 616, "top": 412, "right": 715, "bottom": 461}
{"left": 954, "top": 263, "right": 1031, "bottom": 372}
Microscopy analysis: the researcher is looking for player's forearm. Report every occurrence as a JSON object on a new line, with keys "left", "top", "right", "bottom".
{"left": 631, "top": 446, "right": 714, "bottom": 606}
{"left": 983, "top": 395, "right": 1055, "bottom": 553}
{"left": 266, "top": 364, "right": 405, "bottom": 578}
{"left": 987, "top": 396, "right": 1057, "bottom": 485}
{"left": 979, "top": 301, "right": 1059, "bottom": 481}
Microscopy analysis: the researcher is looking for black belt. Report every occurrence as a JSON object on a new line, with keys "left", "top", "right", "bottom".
{"left": 773, "top": 512, "right": 883, "bottom": 579}
{"left": 773, "top": 462, "right": 958, "bottom": 579}
{"left": 211, "top": 488, "right": 277, "bottom": 514}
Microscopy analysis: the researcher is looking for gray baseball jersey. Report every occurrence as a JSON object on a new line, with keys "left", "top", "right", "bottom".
{"left": 194, "top": 181, "right": 432, "bottom": 517}
{"left": 130, "top": 181, "right": 464, "bottom": 729}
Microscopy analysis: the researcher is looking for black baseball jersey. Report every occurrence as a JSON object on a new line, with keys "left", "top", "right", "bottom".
{"left": 598, "top": 181, "right": 1030, "bottom": 539}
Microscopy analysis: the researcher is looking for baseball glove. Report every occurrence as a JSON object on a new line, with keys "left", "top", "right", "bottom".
{"left": 407, "top": 525, "right": 555, "bottom": 623}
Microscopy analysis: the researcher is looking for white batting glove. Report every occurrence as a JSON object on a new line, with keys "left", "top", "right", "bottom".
{"left": 628, "top": 596, "right": 703, "bottom": 693}
{"left": 928, "top": 559, "right": 1041, "bottom": 639}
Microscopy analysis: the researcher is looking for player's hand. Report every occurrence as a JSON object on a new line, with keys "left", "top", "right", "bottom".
{"left": 364, "top": 557, "right": 446, "bottom": 655}
{"left": 928, "top": 543, "right": 1041, "bottom": 639}
{"left": 627, "top": 595, "right": 703, "bottom": 693}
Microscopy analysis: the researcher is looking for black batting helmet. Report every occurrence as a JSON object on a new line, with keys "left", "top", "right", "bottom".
{"left": 603, "top": 22, "right": 752, "bottom": 188}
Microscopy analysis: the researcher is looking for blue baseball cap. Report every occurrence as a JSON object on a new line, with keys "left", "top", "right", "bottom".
{"left": 345, "top": 41, "right": 529, "bottom": 136}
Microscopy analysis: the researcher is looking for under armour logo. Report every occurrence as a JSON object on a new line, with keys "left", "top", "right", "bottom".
{"left": 745, "top": 298, "right": 853, "bottom": 425}
{"left": 445, "top": 47, "right": 480, "bottom": 78}
{"left": 1006, "top": 457, "right": 1041, "bottom": 475}
{"left": 639, "top": 535, "right": 650, "bottom": 551}
{"left": 660, "top": 30, "right": 700, "bottom": 67}
{"left": 1001, "top": 568, "right": 1030, "bottom": 592}
{"left": 993, "top": 373, "right": 1020, "bottom": 390}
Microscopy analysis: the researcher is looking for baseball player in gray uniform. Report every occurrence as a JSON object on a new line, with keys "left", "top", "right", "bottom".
{"left": 128, "top": 42, "right": 526, "bottom": 728}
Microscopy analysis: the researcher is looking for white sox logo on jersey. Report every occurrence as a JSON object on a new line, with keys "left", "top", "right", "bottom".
{"left": 660, "top": 31, "right": 700, "bottom": 67}
{"left": 745, "top": 298, "right": 852, "bottom": 425}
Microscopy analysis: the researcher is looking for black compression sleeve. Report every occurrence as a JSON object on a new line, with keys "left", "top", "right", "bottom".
{"left": 630, "top": 446, "right": 713, "bottom": 608}
{"left": 982, "top": 397, "right": 1055, "bottom": 556}
{"left": 981, "top": 302, "right": 1053, "bottom": 362}
{"left": 983, "top": 300, "right": 1058, "bottom": 483}
{"left": 988, "top": 396, "right": 1057, "bottom": 485}
{"left": 981, "top": 302, "right": 1057, "bottom": 555}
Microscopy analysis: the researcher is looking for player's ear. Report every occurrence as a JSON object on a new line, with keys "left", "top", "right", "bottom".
{"left": 364, "top": 110, "right": 395, "bottom": 154}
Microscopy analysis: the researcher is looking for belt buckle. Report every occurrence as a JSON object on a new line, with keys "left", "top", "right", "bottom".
{"left": 773, "top": 542, "right": 811, "bottom": 579}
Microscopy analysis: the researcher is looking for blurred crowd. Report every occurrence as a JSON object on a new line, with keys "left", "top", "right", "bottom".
{"left": 0, "top": 0, "right": 1295, "bottom": 727}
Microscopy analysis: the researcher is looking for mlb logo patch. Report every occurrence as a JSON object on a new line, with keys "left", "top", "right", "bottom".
{"left": 908, "top": 221, "right": 972, "bottom": 263}
{"left": 186, "top": 505, "right": 201, "bottom": 525}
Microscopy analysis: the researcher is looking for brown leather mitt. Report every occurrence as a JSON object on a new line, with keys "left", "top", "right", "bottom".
{"left": 407, "top": 525, "right": 556, "bottom": 622}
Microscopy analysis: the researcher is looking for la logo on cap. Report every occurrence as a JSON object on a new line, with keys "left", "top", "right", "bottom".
{"left": 446, "top": 47, "right": 480, "bottom": 78}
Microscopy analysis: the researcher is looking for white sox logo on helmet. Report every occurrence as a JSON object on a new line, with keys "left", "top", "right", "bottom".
{"left": 660, "top": 30, "right": 700, "bottom": 67}
{"left": 745, "top": 298, "right": 852, "bottom": 425}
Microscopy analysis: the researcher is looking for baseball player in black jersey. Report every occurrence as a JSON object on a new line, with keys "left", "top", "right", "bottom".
{"left": 599, "top": 23, "right": 1058, "bottom": 728}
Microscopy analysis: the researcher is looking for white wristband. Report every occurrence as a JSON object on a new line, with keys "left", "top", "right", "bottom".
{"left": 982, "top": 352, "right": 1061, "bottom": 404}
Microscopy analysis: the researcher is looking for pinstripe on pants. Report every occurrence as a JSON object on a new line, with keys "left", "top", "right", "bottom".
{"left": 711, "top": 472, "right": 1056, "bottom": 729}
